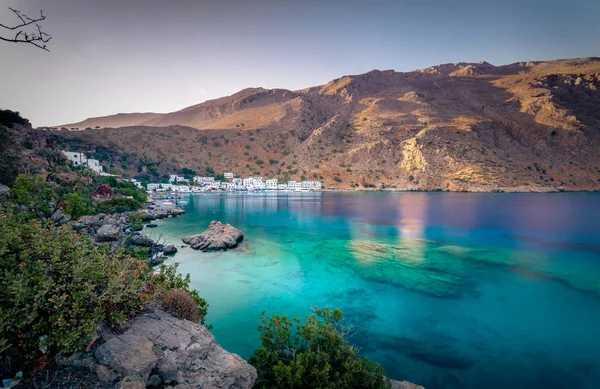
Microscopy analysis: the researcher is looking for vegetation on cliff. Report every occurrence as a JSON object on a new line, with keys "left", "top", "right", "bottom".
{"left": 249, "top": 307, "right": 390, "bottom": 389}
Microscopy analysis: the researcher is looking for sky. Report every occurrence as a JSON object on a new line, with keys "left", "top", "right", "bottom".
{"left": 0, "top": 0, "right": 598, "bottom": 127}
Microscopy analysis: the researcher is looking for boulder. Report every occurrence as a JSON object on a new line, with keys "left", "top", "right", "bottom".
{"left": 141, "top": 214, "right": 154, "bottom": 222}
{"left": 51, "top": 208, "right": 71, "bottom": 225}
{"left": 95, "top": 223, "right": 121, "bottom": 242}
{"left": 163, "top": 245, "right": 178, "bottom": 255}
{"left": 146, "top": 223, "right": 158, "bottom": 228}
{"left": 73, "top": 214, "right": 103, "bottom": 231}
{"left": 391, "top": 380, "right": 425, "bottom": 389}
{"left": 182, "top": 221, "right": 244, "bottom": 252}
{"left": 131, "top": 235, "right": 155, "bottom": 247}
{"left": 61, "top": 306, "right": 256, "bottom": 389}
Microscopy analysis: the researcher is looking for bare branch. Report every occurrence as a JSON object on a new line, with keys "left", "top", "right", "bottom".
{"left": 0, "top": 8, "right": 51, "bottom": 51}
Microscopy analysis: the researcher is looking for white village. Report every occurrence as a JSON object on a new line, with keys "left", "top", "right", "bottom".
{"left": 62, "top": 150, "right": 322, "bottom": 194}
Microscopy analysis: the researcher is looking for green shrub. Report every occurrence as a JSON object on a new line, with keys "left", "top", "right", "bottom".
{"left": 334, "top": 176, "right": 342, "bottom": 183}
{"left": 10, "top": 175, "right": 58, "bottom": 219}
{"left": 62, "top": 192, "right": 91, "bottom": 219}
{"left": 249, "top": 307, "right": 390, "bottom": 389}
{"left": 0, "top": 208, "right": 153, "bottom": 376}
{"left": 97, "top": 198, "right": 141, "bottom": 213}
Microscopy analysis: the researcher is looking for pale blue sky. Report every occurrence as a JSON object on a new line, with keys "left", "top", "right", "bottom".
{"left": 0, "top": 0, "right": 598, "bottom": 126}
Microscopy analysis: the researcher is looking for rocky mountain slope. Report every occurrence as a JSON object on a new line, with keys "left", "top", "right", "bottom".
{"left": 50, "top": 57, "right": 600, "bottom": 191}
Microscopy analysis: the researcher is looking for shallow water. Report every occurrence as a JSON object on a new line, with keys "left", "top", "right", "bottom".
{"left": 152, "top": 192, "right": 600, "bottom": 389}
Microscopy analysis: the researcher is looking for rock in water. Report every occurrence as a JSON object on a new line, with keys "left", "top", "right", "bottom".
{"left": 163, "top": 245, "right": 178, "bottom": 255}
{"left": 182, "top": 221, "right": 244, "bottom": 252}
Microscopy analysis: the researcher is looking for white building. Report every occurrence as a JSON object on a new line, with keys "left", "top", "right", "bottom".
{"left": 173, "top": 185, "right": 191, "bottom": 192}
{"left": 301, "top": 181, "right": 322, "bottom": 189}
{"left": 62, "top": 150, "right": 103, "bottom": 173}
{"left": 130, "top": 179, "right": 143, "bottom": 189}
{"left": 169, "top": 175, "right": 189, "bottom": 183}
{"left": 287, "top": 181, "right": 297, "bottom": 189}
{"left": 266, "top": 179, "right": 278, "bottom": 190}
{"left": 194, "top": 176, "right": 215, "bottom": 184}
{"left": 147, "top": 183, "right": 173, "bottom": 191}
{"left": 224, "top": 172, "right": 235, "bottom": 179}
{"left": 87, "top": 159, "right": 103, "bottom": 174}
{"left": 278, "top": 184, "right": 287, "bottom": 190}
{"left": 62, "top": 151, "right": 86, "bottom": 166}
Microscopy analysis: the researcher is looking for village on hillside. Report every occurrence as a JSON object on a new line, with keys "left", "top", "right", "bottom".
{"left": 147, "top": 174, "right": 322, "bottom": 193}
{"left": 62, "top": 150, "right": 322, "bottom": 193}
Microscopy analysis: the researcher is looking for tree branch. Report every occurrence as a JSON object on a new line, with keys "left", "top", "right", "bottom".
{"left": 0, "top": 8, "right": 51, "bottom": 51}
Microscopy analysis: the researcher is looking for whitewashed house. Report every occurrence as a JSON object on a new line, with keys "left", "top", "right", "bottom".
{"left": 278, "top": 184, "right": 287, "bottom": 190}
{"left": 224, "top": 172, "right": 235, "bottom": 179}
{"left": 301, "top": 181, "right": 322, "bottom": 190}
{"left": 287, "top": 181, "right": 297, "bottom": 189}
{"left": 266, "top": 179, "right": 278, "bottom": 190}
{"left": 173, "top": 185, "right": 191, "bottom": 193}
{"left": 87, "top": 159, "right": 103, "bottom": 174}
{"left": 194, "top": 176, "right": 215, "bottom": 184}
{"left": 62, "top": 151, "right": 86, "bottom": 166}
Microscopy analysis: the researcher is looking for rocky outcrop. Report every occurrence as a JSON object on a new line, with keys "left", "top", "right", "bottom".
{"left": 182, "top": 221, "right": 244, "bottom": 252}
{"left": 61, "top": 306, "right": 257, "bottom": 389}
{"left": 391, "top": 380, "right": 425, "bottom": 389}
{"left": 95, "top": 223, "right": 121, "bottom": 242}
{"left": 163, "top": 245, "right": 178, "bottom": 255}
{"left": 131, "top": 235, "right": 155, "bottom": 247}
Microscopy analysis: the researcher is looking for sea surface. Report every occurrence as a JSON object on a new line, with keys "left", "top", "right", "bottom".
{"left": 152, "top": 192, "right": 600, "bottom": 389}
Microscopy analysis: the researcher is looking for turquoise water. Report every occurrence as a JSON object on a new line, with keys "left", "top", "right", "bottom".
{"left": 150, "top": 192, "right": 600, "bottom": 389}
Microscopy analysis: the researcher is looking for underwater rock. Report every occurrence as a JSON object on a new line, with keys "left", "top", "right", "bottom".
{"left": 182, "top": 221, "right": 244, "bottom": 252}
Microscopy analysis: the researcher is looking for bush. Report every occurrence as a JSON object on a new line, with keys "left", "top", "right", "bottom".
{"left": 0, "top": 109, "right": 29, "bottom": 128}
{"left": 162, "top": 289, "right": 200, "bottom": 322}
{"left": 11, "top": 175, "right": 58, "bottom": 219}
{"left": 249, "top": 307, "right": 390, "bottom": 389}
{"left": 0, "top": 208, "right": 153, "bottom": 376}
{"left": 334, "top": 176, "right": 342, "bottom": 183}
{"left": 62, "top": 192, "right": 91, "bottom": 219}
{"left": 97, "top": 198, "right": 141, "bottom": 213}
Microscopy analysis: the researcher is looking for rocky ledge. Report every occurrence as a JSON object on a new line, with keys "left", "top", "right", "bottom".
{"left": 61, "top": 306, "right": 257, "bottom": 389}
{"left": 182, "top": 221, "right": 244, "bottom": 252}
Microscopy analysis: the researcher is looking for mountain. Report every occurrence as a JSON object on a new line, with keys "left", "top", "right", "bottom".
{"left": 50, "top": 57, "right": 600, "bottom": 191}
{"left": 58, "top": 112, "right": 162, "bottom": 130}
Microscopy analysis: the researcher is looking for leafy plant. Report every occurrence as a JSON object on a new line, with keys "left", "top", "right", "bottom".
{"left": 0, "top": 207, "right": 152, "bottom": 377}
{"left": 249, "top": 307, "right": 390, "bottom": 389}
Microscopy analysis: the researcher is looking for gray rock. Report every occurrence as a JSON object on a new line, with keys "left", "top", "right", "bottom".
{"left": 391, "top": 380, "right": 425, "bottom": 389}
{"left": 146, "top": 223, "right": 158, "bottom": 228}
{"left": 145, "top": 375, "right": 161, "bottom": 388}
{"left": 163, "top": 245, "right": 178, "bottom": 255}
{"left": 131, "top": 235, "right": 155, "bottom": 247}
{"left": 141, "top": 214, "right": 154, "bottom": 222}
{"left": 62, "top": 307, "right": 256, "bottom": 389}
{"left": 182, "top": 221, "right": 244, "bottom": 252}
{"left": 74, "top": 214, "right": 103, "bottom": 231}
{"left": 0, "top": 183, "right": 10, "bottom": 196}
{"left": 51, "top": 208, "right": 71, "bottom": 225}
{"left": 95, "top": 223, "right": 121, "bottom": 242}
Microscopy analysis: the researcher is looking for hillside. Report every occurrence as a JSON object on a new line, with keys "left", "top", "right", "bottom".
{"left": 50, "top": 57, "right": 600, "bottom": 191}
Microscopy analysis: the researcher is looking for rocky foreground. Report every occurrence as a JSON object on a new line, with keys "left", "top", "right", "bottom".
{"left": 60, "top": 306, "right": 257, "bottom": 389}
{"left": 182, "top": 221, "right": 244, "bottom": 252}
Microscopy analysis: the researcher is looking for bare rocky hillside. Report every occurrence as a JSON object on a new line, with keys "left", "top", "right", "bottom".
{"left": 50, "top": 57, "right": 600, "bottom": 191}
